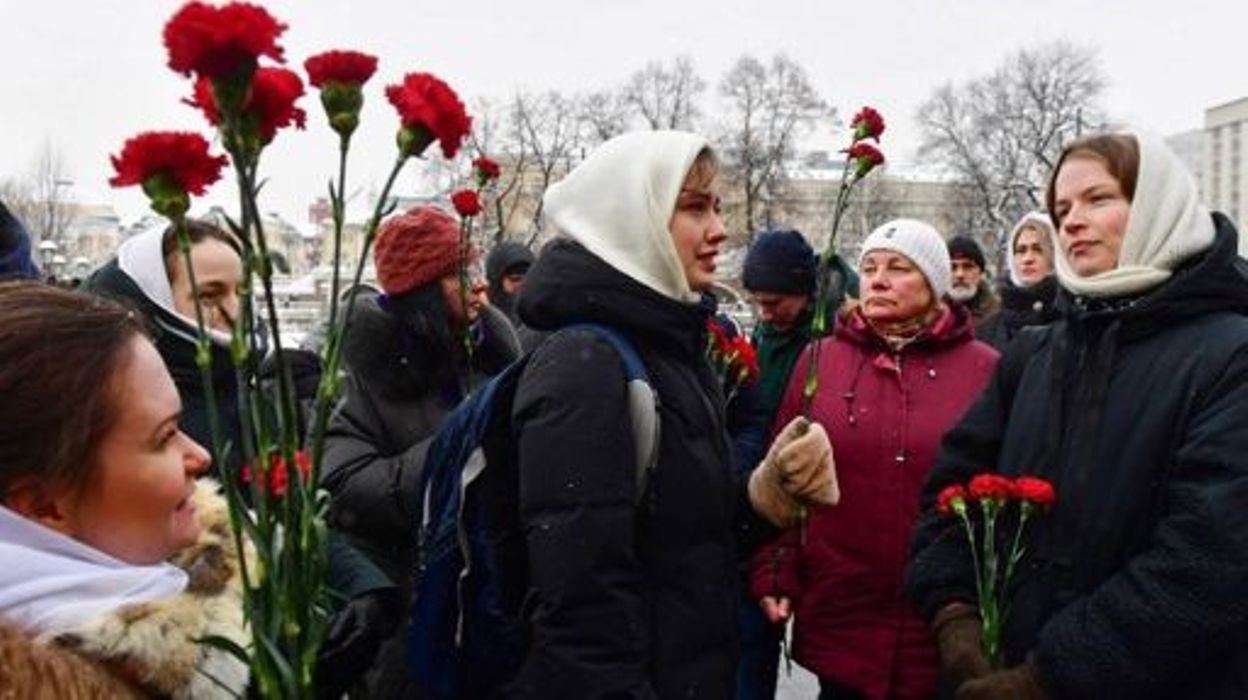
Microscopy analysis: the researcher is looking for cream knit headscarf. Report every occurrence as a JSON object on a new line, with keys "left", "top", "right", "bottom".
{"left": 542, "top": 130, "right": 708, "bottom": 304}
{"left": 1053, "top": 130, "right": 1215, "bottom": 299}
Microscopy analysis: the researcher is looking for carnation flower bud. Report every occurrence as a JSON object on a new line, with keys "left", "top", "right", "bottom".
{"left": 319, "top": 82, "right": 364, "bottom": 138}
{"left": 397, "top": 124, "right": 435, "bottom": 158}
{"left": 141, "top": 173, "right": 191, "bottom": 220}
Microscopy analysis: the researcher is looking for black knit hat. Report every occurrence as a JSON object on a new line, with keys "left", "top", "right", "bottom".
{"left": 946, "top": 234, "right": 986, "bottom": 271}
{"left": 742, "top": 230, "right": 816, "bottom": 295}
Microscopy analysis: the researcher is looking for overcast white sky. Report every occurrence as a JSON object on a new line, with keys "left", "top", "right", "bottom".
{"left": 2, "top": 0, "right": 1246, "bottom": 226}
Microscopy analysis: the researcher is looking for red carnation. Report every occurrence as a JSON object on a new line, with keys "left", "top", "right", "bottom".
{"left": 247, "top": 67, "right": 306, "bottom": 141}
{"left": 473, "top": 157, "right": 501, "bottom": 183}
{"left": 850, "top": 106, "right": 886, "bottom": 142}
{"left": 109, "top": 132, "right": 228, "bottom": 218}
{"left": 163, "top": 1, "right": 286, "bottom": 80}
{"left": 386, "top": 72, "right": 471, "bottom": 159}
{"left": 187, "top": 67, "right": 305, "bottom": 143}
{"left": 968, "top": 473, "right": 1014, "bottom": 502}
{"left": 734, "top": 337, "right": 759, "bottom": 384}
{"left": 242, "top": 449, "right": 312, "bottom": 498}
{"left": 1012, "top": 476, "right": 1056, "bottom": 510}
{"left": 304, "top": 50, "right": 378, "bottom": 88}
{"left": 843, "top": 142, "right": 885, "bottom": 178}
{"left": 451, "top": 189, "right": 482, "bottom": 218}
{"left": 936, "top": 484, "right": 968, "bottom": 516}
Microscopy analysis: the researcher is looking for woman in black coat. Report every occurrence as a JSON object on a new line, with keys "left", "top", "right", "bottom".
{"left": 320, "top": 205, "right": 521, "bottom": 697}
{"left": 976, "top": 212, "right": 1060, "bottom": 351}
{"left": 907, "top": 131, "right": 1248, "bottom": 699}
{"left": 505, "top": 131, "right": 837, "bottom": 698}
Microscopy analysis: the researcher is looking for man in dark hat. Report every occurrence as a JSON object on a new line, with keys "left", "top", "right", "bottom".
{"left": 485, "top": 240, "right": 535, "bottom": 326}
{"left": 0, "top": 201, "right": 40, "bottom": 282}
{"left": 947, "top": 234, "right": 999, "bottom": 321}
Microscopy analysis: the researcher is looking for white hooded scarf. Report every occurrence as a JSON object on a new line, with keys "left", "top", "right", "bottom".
{"left": 1053, "top": 130, "right": 1216, "bottom": 299}
{"left": 542, "top": 130, "right": 708, "bottom": 304}
{"left": 118, "top": 225, "right": 233, "bottom": 346}
{"left": 0, "top": 504, "right": 187, "bottom": 636}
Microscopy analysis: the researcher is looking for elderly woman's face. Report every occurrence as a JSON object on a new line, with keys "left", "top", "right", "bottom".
{"left": 57, "top": 336, "right": 210, "bottom": 564}
{"left": 1053, "top": 156, "right": 1131, "bottom": 277}
{"left": 440, "top": 262, "right": 488, "bottom": 327}
{"left": 1012, "top": 227, "right": 1053, "bottom": 286}
{"left": 860, "top": 250, "right": 934, "bottom": 325}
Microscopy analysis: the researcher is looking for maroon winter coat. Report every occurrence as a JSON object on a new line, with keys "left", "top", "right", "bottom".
{"left": 750, "top": 304, "right": 997, "bottom": 700}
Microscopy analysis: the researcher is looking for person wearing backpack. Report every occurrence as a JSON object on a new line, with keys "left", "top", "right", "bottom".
{"left": 505, "top": 130, "right": 837, "bottom": 698}
{"left": 320, "top": 205, "right": 521, "bottom": 697}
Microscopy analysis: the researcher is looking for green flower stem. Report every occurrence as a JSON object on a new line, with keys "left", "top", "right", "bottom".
{"left": 310, "top": 153, "right": 410, "bottom": 474}
{"left": 458, "top": 214, "right": 476, "bottom": 393}
{"left": 800, "top": 156, "right": 855, "bottom": 417}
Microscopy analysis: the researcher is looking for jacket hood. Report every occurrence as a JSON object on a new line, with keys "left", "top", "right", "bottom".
{"left": 518, "top": 238, "right": 711, "bottom": 359}
{"left": 542, "top": 130, "right": 708, "bottom": 304}
{"left": 1054, "top": 130, "right": 1217, "bottom": 299}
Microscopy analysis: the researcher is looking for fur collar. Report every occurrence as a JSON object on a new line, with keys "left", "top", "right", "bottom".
{"left": 44, "top": 480, "right": 251, "bottom": 698}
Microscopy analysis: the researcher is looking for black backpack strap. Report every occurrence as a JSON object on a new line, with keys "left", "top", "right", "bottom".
{"left": 557, "top": 324, "right": 660, "bottom": 507}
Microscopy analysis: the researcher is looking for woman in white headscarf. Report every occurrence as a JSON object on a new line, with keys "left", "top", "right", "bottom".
{"left": 507, "top": 131, "right": 836, "bottom": 698}
{"left": 976, "top": 212, "right": 1060, "bottom": 351}
{"left": 908, "top": 131, "right": 1248, "bottom": 699}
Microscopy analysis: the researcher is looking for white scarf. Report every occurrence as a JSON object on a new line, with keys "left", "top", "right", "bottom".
{"left": 1053, "top": 130, "right": 1216, "bottom": 299}
{"left": 118, "top": 225, "right": 233, "bottom": 346}
{"left": 0, "top": 505, "right": 187, "bottom": 636}
{"left": 543, "top": 130, "right": 708, "bottom": 304}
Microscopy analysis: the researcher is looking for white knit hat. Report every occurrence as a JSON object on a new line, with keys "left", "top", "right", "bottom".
{"left": 857, "top": 218, "right": 952, "bottom": 299}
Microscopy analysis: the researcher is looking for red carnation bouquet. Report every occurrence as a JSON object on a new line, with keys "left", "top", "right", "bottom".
{"left": 705, "top": 318, "right": 760, "bottom": 403}
{"left": 109, "top": 3, "right": 476, "bottom": 696}
{"left": 936, "top": 473, "right": 1056, "bottom": 668}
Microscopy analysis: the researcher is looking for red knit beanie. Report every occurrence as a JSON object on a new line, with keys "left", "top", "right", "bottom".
{"left": 373, "top": 205, "right": 478, "bottom": 295}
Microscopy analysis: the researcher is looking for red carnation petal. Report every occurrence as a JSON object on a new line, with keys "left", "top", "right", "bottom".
{"left": 109, "top": 131, "right": 228, "bottom": 196}
{"left": 305, "top": 50, "right": 379, "bottom": 88}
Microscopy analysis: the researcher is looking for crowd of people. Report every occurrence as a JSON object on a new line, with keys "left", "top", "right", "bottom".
{"left": 1, "top": 126, "right": 1246, "bottom": 700}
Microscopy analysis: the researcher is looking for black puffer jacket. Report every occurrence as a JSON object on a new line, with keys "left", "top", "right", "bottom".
{"left": 321, "top": 291, "right": 520, "bottom": 588}
{"left": 975, "top": 275, "right": 1061, "bottom": 351}
{"left": 907, "top": 215, "right": 1248, "bottom": 699}
{"left": 506, "top": 240, "right": 771, "bottom": 699}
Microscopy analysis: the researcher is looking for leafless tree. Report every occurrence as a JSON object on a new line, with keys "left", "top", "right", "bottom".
{"left": 621, "top": 56, "right": 706, "bottom": 131}
{"left": 509, "top": 90, "right": 583, "bottom": 240}
{"left": 717, "top": 53, "right": 831, "bottom": 236}
{"left": 578, "top": 89, "right": 631, "bottom": 146}
{"left": 916, "top": 41, "right": 1107, "bottom": 254}
{"left": 5, "top": 141, "right": 76, "bottom": 247}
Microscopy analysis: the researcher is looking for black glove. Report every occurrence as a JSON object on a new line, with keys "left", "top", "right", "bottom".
{"left": 316, "top": 588, "right": 400, "bottom": 699}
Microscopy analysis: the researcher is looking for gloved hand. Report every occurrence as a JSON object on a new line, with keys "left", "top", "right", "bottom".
{"left": 315, "top": 588, "right": 400, "bottom": 699}
{"left": 933, "top": 601, "right": 990, "bottom": 690}
{"left": 748, "top": 417, "right": 839, "bottom": 526}
{"left": 956, "top": 660, "right": 1049, "bottom": 700}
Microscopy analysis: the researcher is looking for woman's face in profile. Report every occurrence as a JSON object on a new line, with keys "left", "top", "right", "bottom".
{"left": 56, "top": 336, "right": 210, "bottom": 564}
{"left": 668, "top": 167, "right": 727, "bottom": 293}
